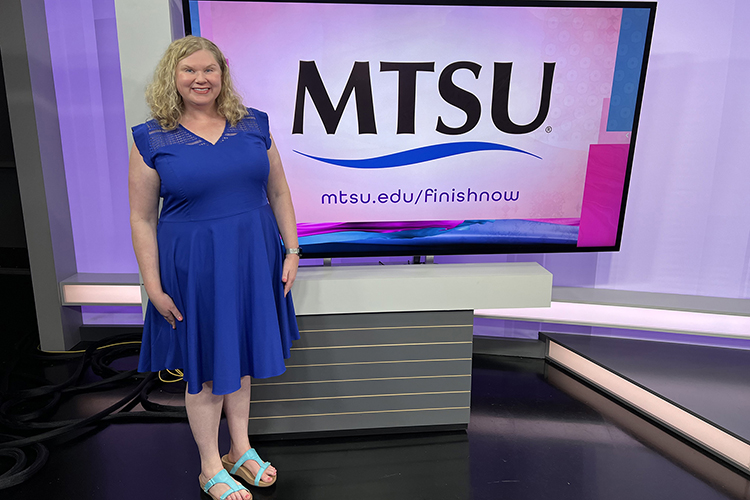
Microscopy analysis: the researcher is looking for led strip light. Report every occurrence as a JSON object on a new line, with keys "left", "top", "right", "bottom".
{"left": 547, "top": 340, "right": 750, "bottom": 473}
{"left": 477, "top": 301, "right": 750, "bottom": 338}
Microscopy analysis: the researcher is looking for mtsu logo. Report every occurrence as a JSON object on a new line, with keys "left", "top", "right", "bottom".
{"left": 292, "top": 60, "right": 555, "bottom": 135}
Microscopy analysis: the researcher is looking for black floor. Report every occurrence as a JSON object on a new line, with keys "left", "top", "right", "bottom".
{"left": 2, "top": 342, "right": 748, "bottom": 500}
{"left": 545, "top": 332, "right": 750, "bottom": 443}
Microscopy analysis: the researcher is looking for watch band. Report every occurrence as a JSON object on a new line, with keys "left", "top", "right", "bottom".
{"left": 285, "top": 247, "right": 302, "bottom": 256}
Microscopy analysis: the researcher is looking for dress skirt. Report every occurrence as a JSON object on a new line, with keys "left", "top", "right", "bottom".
{"left": 138, "top": 203, "right": 299, "bottom": 395}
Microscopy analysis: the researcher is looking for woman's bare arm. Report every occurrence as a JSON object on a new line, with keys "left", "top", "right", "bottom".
{"left": 129, "top": 143, "right": 182, "bottom": 327}
{"left": 266, "top": 134, "right": 299, "bottom": 296}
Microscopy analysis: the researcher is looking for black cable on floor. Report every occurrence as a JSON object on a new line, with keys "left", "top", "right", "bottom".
{"left": 0, "top": 333, "right": 187, "bottom": 490}
{"left": 0, "top": 435, "right": 48, "bottom": 489}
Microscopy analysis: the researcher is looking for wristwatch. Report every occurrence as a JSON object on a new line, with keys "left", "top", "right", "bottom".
{"left": 285, "top": 247, "right": 302, "bottom": 257}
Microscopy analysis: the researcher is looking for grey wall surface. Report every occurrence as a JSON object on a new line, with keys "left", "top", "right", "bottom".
{"left": 1, "top": 0, "right": 81, "bottom": 350}
{"left": 115, "top": 0, "right": 173, "bottom": 151}
{"left": 0, "top": 53, "right": 27, "bottom": 257}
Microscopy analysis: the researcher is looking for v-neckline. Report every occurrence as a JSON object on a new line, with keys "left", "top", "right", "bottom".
{"left": 178, "top": 120, "right": 229, "bottom": 146}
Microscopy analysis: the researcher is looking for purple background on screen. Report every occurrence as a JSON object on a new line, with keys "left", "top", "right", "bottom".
{"left": 42, "top": 0, "right": 750, "bottom": 326}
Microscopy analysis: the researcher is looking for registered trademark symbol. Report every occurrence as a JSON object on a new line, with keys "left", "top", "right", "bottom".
{"left": 545, "top": 126, "right": 553, "bottom": 133}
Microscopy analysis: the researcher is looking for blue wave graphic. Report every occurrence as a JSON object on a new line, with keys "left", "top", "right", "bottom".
{"left": 293, "top": 141, "right": 542, "bottom": 169}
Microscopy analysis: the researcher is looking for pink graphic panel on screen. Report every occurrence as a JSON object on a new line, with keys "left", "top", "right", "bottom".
{"left": 578, "top": 144, "right": 629, "bottom": 247}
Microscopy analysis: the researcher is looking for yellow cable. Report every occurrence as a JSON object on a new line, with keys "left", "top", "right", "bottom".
{"left": 38, "top": 341, "right": 186, "bottom": 385}
{"left": 37, "top": 340, "right": 187, "bottom": 386}
{"left": 158, "top": 369, "right": 184, "bottom": 383}
{"left": 37, "top": 340, "right": 142, "bottom": 354}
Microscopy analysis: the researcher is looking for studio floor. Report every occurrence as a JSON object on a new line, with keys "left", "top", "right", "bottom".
{"left": 1, "top": 346, "right": 746, "bottom": 500}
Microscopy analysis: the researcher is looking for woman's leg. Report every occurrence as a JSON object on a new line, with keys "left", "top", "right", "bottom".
{"left": 224, "top": 376, "right": 277, "bottom": 482}
{"left": 185, "top": 381, "right": 250, "bottom": 500}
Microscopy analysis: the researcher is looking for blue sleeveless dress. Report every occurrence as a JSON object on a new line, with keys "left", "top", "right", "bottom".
{"left": 132, "top": 108, "right": 299, "bottom": 395}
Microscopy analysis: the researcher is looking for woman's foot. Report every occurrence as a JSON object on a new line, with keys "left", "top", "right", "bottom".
{"left": 227, "top": 448, "right": 277, "bottom": 484}
{"left": 200, "top": 468, "right": 252, "bottom": 500}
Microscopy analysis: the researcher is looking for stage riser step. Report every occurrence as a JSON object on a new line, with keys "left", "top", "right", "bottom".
{"left": 543, "top": 335, "right": 750, "bottom": 475}
{"left": 250, "top": 310, "right": 473, "bottom": 435}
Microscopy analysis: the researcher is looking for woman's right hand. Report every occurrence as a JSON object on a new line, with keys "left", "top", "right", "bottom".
{"left": 150, "top": 291, "right": 183, "bottom": 329}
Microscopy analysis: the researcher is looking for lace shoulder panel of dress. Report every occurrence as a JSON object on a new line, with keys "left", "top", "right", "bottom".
{"left": 220, "top": 109, "right": 262, "bottom": 144}
{"left": 145, "top": 119, "right": 205, "bottom": 154}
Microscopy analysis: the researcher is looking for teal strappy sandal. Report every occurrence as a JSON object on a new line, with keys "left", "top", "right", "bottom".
{"left": 221, "top": 448, "right": 277, "bottom": 487}
{"left": 199, "top": 469, "right": 252, "bottom": 500}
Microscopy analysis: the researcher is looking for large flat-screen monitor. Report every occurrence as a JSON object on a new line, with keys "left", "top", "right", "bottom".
{"left": 184, "top": 0, "right": 656, "bottom": 258}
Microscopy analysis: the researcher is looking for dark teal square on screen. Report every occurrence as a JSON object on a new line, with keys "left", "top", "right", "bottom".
{"left": 607, "top": 8, "right": 650, "bottom": 132}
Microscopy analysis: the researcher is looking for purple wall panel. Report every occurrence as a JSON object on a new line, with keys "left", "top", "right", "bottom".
{"left": 695, "top": 0, "right": 750, "bottom": 298}
{"left": 81, "top": 305, "right": 143, "bottom": 325}
{"left": 45, "top": 0, "right": 136, "bottom": 275}
{"left": 45, "top": 0, "right": 136, "bottom": 324}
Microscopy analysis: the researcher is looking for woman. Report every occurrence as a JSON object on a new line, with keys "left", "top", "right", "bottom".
{"left": 129, "top": 36, "right": 300, "bottom": 500}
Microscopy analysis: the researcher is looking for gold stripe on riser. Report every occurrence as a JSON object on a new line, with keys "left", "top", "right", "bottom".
{"left": 252, "top": 375, "right": 471, "bottom": 400}
{"left": 249, "top": 310, "right": 474, "bottom": 435}
{"left": 249, "top": 407, "right": 471, "bottom": 435}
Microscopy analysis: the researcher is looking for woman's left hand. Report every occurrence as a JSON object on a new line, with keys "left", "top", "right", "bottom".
{"left": 282, "top": 254, "right": 299, "bottom": 297}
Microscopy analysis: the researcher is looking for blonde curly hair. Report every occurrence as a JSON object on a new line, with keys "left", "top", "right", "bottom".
{"left": 146, "top": 36, "right": 247, "bottom": 130}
